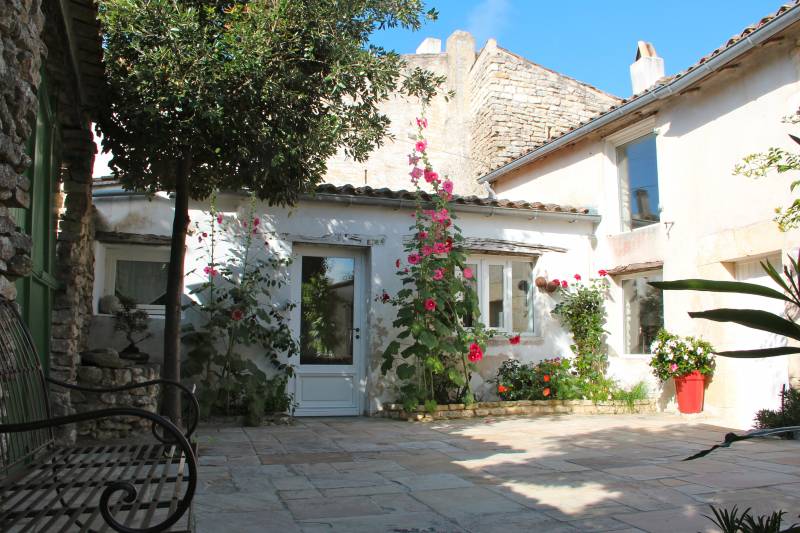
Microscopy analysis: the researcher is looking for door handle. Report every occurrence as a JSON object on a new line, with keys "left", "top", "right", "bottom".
{"left": 351, "top": 328, "right": 360, "bottom": 340}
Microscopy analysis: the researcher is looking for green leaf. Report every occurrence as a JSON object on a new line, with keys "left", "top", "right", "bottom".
{"left": 418, "top": 330, "right": 438, "bottom": 350}
{"left": 716, "top": 346, "right": 800, "bottom": 358}
{"left": 396, "top": 363, "right": 415, "bottom": 380}
{"left": 688, "top": 308, "right": 800, "bottom": 341}
{"left": 650, "top": 279, "right": 791, "bottom": 302}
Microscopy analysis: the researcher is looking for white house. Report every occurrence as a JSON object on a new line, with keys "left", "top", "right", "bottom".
{"left": 89, "top": 3, "right": 800, "bottom": 427}
{"left": 479, "top": 2, "right": 800, "bottom": 427}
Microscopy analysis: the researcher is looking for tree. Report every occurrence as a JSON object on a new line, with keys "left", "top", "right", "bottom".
{"left": 96, "top": 0, "right": 446, "bottom": 421}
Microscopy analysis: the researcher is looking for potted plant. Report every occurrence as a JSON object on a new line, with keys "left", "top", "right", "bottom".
{"left": 649, "top": 329, "right": 715, "bottom": 413}
{"left": 114, "top": 295, "right": 152, "bottom": 363}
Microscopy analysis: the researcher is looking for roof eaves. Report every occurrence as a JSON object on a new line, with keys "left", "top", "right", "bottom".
{"left": 478, "top": 1, "right": 800, "bottom": 184}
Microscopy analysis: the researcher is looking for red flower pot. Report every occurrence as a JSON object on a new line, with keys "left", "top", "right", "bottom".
{"left": 674, "top": 370, "right": 706, "bottom": 414}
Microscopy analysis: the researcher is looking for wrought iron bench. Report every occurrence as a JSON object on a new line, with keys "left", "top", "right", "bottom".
{"left": 0, "top": 298, "right": 199, "bottom": 532}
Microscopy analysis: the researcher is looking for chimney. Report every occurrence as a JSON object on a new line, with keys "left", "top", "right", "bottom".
{"left": 629, "top": 41, "right": 664, "bottom": 94}
{"left": 416, "top": 37, "right": 442, "bottom": 54}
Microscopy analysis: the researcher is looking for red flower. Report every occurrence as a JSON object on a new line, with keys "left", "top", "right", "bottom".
{"left": 231, "top": 309, "right": 244, "bottom": 321}
{"left": 543, "top": 374, "right": 551, "bottom": 383}
{"left": 216, "top": 213, "right": 223, "bottom": 224}
{"left": 381, "top": 291, "right": 391, "bottom": 303}
{"left": 509, "top": 335, "right": 521, "bottom": 345}
{"left": 408, "top": 253, "right": 420, "bottom": 265}
{"left": 598, "top": 269, "right": 608, "bottom": 277}
{"left": 253, "top": 217, "right": 260, "bottom": 227}
{"left": 552, "top": 278, "right": 560, "bottom": 284}
{"left": 497, "top": 385, "right": 508, "bottom": 394}
{"left": 202, "top": 232, "right": 208, "bottom": 238}
{"left": 543, "top": 387, "right": 551, "bottom": 397}
{"left": 561, "top": 280, "right": 568, "bottom": 288}
{"left": 468, "top": 343, "right": 483, "bottom": 362}
{"left": 445, "top": 237, "right": 453, "bottom": 252}
{"left": 424, "top": 298, "right": 437, "bottom": 311}
{"left": 396, "top": 259, "right": 401, "bottom": 268}
{"left": 574, "top": 274, "right": 582, "bottom": 281}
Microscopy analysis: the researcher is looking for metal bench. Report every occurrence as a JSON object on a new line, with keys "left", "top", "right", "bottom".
{"left": 0, "top": 298, "right": 199, "bottom": 532}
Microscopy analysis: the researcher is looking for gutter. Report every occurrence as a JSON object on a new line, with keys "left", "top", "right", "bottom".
{"left": 302, "top": 192, "right": 601, "bottom": 223}
{"left": 478, "top": 5, "right": 800, "bottom": 184}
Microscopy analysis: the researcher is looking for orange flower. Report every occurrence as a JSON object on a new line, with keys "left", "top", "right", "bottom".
{"left": 497, "top": 385, "right": 508, "bottom": 394}
{"left": 543, "top": 374, "right": 551, "bottom": 383}
{"left": 543, "top": 387, "right": 551, "bottom": 397}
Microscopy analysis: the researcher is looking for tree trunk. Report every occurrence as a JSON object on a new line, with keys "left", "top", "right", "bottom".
{"left": 162, "top": 154, "right": 192, "bottom": 424}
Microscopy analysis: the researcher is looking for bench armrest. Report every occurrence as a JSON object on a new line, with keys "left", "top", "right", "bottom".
{"left": 46, "top": 377, "right": 199, "bottom": 439}
{"left": 0, "top": 407, "right": 197, "bottom": 533}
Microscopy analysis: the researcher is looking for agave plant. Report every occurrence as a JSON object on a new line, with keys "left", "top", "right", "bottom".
{"left": 650, "top": 250, "right": 800, "bottom": 359}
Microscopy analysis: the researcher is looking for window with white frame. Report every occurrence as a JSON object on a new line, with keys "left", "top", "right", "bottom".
{"left": 620, "top": 270, "right": 664, "bottom": 354}
{"left": 617, "top": 133, "right": 660, "bottom": 232}
{"left": 464, "top": 256, "right": 536, "bottom": 333}
{"left": 103, "top": 246, "right": 170, "bottom": 315}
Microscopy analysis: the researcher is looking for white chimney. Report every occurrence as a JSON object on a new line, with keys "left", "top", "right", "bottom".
{"left": 416, "top": 38, "right": 442, "bottom": 54}
{"left": 629, "top": 41, "right": 664, "bottom": 94}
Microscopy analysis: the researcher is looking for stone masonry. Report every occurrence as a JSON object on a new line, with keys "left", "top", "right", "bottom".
{"left": 323, "top": 31, "right": 621, "bottom": 196}
{"left": 0, "top": 0, "right": 45, "bottom": 301}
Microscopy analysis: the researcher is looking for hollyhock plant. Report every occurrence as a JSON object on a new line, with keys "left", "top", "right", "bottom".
{"left": 381, "top": 112, "right": 492, "bottom": 413}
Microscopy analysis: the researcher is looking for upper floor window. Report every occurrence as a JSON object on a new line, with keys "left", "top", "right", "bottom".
{"left": 617, "top": 133, "right": 660, "bottom": 231}
{"left": 464, "top": 256, "right": 536, "bottom": 334}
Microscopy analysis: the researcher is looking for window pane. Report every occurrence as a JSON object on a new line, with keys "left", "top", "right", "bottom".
{"left": 488, "top": 264, "right": 504, "bottom": 328}
{"left": 300, "top": 256, "right": 355, "bottom": 365}
{"left": 463, "top": 263, "right": 478, "bottom": 327}
{"left": 618, "top": 134, "right": 659, "bottom": 231}
{"left": 622, "top": 272, "right": 664, "bottom": 354}
{"left": 115, "top": 260, "right": 168, "bottom": 305}
{"left": 512, "top": 262, "right": 534, "bottom": 333}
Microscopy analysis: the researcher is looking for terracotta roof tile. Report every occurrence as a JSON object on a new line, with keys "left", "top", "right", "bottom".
{"left": 311, "top": 184, "right": 591, "bottom": 215}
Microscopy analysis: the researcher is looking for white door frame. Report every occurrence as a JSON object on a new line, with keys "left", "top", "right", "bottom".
{"left": 289, "top": 243, "right": 367, "bottom": 416}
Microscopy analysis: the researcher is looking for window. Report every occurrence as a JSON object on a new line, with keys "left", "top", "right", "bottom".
{"left": 465, "top": 257, "right": 536, "bottom": 333}
{"left": 621, "top": 271, "right": 664, "bottom": 354}
{"left": 103, "top": 246, "right": 170, "bottom": 315}
{"left": 617, "top": 133, "right": 660, "bottom": 231}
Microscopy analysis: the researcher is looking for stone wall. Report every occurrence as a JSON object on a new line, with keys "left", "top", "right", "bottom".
{"left": 74, "top": 361, "right": 160, "bottom": 440}
{"left": 469, "top": 41, "right": 621, "bottom": 179}
{"left": 0, "top": 0, "right": 45, "bottom": 300}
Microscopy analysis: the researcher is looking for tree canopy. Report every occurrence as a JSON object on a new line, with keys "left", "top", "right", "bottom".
{"left": 97, "top": 0, "right": 446, "bottom": 204}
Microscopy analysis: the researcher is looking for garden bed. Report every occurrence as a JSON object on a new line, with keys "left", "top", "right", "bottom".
{"left": 378, "top": 399, "right": 657, "bottom": 422}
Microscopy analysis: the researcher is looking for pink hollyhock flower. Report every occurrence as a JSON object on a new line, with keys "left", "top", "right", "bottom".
{"left": 424, "top": 298, "right": 437, "bottom": 311}
{"left": 381, "top": 291, "right": 391, "bottom": 303}
{"left": 509, "top": 335, "right": 521, "bottom": 345}
{"left": 424, "top": 169, "right": 439, "bottom": 183}
{"left": 203, "top": 266, "right": 214, "bottom": 276}
{"left": 598, "top": 269, "right": 608, "bottom": 277}
{"left": 216, "top": 213, "right": 223, "bottom": 224}
{"left": 574, "top": 274, "right": 582, "bottom": 281}
{"left": 442, "top": 180, "right": 454, "bottom": 194}
{"left": 418, "top": 230, "right": 428, "bottom": 240}
{"left": 552, "top": 278, "right": 560, "bottom": 284}
{"left": 422, "top": 245, "right": 434, "bottom": 257}
{"left": 395, "top": 258, "right": 401, "bottom": 268}
{"left": 463, "top": 267, "right": 474, "bottom": 279}
{"left": 670, "top": 363, "right": 678, "bottom": 372}
{"left": 410, "top": 167, "right": 423, "bottom": 180}
{"left": 231, "top": 309, "right": 244, "bottom": 321}
{"left": 561, "top": 280, "right": 568, "bottom": 288}
{"left": 404, "top": 267, "right": 409, "bottom": 273}
{"left": 408, "top": 154, "right": 420, "bottom": 166}
{"left": 253, "top": 217, "right": 260, "bottom": 227}
{"left": 416, "top": 117, "right": 428, "bottom": 129}
{"left": 408, "top": 253, "right": 420, "bottom": 265}
{"left": 202, "top": 232, "right": 208, "bottom": 238}
{"left": 415, "top": 140, "right": 427, "bottom": 153}
{"left": 433, "top": 242, "right": 446, "bottom": 254}
{"left": 433, "top": 268, "right": 444, "bottom": 281}
{"left": 444, "top": 238, "right": 453, "bottom": 252}
{"left": 468, "top": 343, "right": 483, "bottom": 362}
{"left": 432, "top": 208, "right": 449, "bottom": 224}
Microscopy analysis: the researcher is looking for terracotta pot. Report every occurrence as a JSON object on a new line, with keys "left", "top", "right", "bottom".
{"left": 535, "top": 276, "right": 548, "bottom": 289}
{"left": 674, "top": 370, "right": 706, "bottom": 413}
{"left": 546, "top": 280, "right": 560, "bottom": 293}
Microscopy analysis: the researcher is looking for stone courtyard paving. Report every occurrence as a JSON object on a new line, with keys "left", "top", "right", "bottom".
{"left": 192, "top": 414, "right": 800, "bottom": 532}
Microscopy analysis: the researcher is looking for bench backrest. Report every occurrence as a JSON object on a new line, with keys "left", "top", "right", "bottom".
{"left": 0, "top": 298, "right": 54, "bottom": 476}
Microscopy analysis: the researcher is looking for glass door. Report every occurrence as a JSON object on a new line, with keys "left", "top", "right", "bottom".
{"left": 291, "top": 245, "right": 365, "bottom": 416}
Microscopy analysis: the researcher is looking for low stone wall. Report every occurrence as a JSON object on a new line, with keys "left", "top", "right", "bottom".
{"left": 378, "top": 399, "right": 657, "bottom": 422}
{"left": 73, "top": 363, "right": 160, "bottom": 440}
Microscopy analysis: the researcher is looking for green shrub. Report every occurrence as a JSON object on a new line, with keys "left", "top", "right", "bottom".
{"left": 611, "top": 382, "right": 649, "bottom": 412}
{"left": 754, "top": 387, "right": 800, "bottom": 438}
{"left": 494, "top": 358, "right": 577, "bottom": 400}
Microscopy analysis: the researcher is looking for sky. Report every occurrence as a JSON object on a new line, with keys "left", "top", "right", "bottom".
{"left": 370, "top": 0, "right": 786, "bottom": 97}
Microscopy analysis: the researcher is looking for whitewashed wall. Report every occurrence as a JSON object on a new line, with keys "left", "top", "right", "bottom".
{"left": 91, "top": 191, "right": 596, "bottom": 412}
{"left": 492, "top": 27, "right": 800, "bottom": 427}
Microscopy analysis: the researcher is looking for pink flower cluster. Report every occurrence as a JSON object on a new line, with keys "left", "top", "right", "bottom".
{"left": 468, "top": 343, "right": 483, "bottom": 362}
{"left": 203, "top": 265, "right": 219, "bottom": 277}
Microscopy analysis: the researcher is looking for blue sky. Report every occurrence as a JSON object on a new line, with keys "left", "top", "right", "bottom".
{"left": 371, "top": 0, "right": 786, "bottom": 97}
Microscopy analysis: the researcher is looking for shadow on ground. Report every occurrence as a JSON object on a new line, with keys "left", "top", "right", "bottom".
{"left": 193, "top": 414, "right": 800, "bottom": 532}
